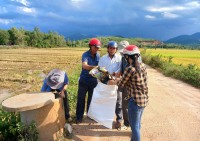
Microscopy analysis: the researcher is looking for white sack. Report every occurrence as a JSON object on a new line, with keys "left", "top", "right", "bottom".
{"left": 88, "top": 82, "right": 117, "bottom": 129}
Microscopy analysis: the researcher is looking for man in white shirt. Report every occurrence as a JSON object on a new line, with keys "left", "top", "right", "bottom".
{"left": 98, "top": 41, "right": 122, "bottom": 129}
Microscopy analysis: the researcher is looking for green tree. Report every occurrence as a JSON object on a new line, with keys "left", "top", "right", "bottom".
{"left": 8, "top": 27, "right": 27, "bottom": 45}
{"left": 0, "top": 29, "right": 10, "bottom": 45}
{"left": 66, "top": 38, "right": 72, "bottom": 47}
{"left": 28, "top": 27, "right": 44, "bottom": 47}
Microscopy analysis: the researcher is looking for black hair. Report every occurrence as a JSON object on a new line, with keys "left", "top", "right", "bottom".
{"left": 107, "top": 46, "right": 118, "bottom": 50}
{"left": 128, "top": 54, "right": 141, "bottom": 73}
{"left": 89, "top": 44, "right": 92, "bottom": 49}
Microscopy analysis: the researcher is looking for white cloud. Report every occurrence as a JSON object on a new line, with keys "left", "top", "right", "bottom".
{"left": 162, "top": 12, "right": 180, "bottom": 18}
{"left": 17, "top": 7, "right": 36, "bottom": 15}
{"left": 145, "top": 15, "right": 156, "bottom": 19}
{"left": 186, "top": 1, "right": 200, "bottom": 8}
{"left": 146, "top": 6, "right": 185, "bottom": 12}
{"left": 11, "top": 0, "right": 29, "bottom": 6}
{"left": 146, "top": 1, "right": 200, "bottom": 13}
{"left": 0, "top": 18, "right": 13, "bottom": 24}
{"left": 0, "top": 0, "right": 199, "bottom": 40}
{"left": 145, "top": 1, "right": 200, "bottom": 19}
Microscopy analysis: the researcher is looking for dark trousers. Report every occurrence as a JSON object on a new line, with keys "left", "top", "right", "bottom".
{"left": 115, "top": 90, "right": 123, "bottom": 122}
{"left": 54, "top": 90, "right": 70, "bottom": 119}
{"left": 76, "top": 79, "right": 97, "bottom": 121}
{"left": 122, "top": 88, "right": 129, "bottom": 126}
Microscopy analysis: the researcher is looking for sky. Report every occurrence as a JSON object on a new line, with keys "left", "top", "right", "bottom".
{"left": 0, "top": 0, "right": 200, "bottom": 40}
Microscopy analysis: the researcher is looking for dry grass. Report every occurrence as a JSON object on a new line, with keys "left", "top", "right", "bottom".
{"left": 0, "top": 48, "right": 87, "bottom": 94}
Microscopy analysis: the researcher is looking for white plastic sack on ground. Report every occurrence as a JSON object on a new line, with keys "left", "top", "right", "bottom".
{"left": 88, "top": 82, "right": 118, "bottom": 129}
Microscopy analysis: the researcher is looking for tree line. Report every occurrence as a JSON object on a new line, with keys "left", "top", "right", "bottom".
{"left": 0, "top": 27, "right": 141, "bottom": 48}
{"left": 0, "top": 27, "right": 75, "bottom": 48}
{"left": 0, "top": 27, "right": 197, "bottom": 49}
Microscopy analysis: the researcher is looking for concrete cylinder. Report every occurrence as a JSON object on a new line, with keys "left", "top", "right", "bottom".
{"left": 2, "top": 92, "right": 66, "bottom": 141}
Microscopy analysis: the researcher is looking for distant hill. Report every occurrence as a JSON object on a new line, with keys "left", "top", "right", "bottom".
{"left": 66, "top": 33, "right": 97, "bottom": 40}
{"left": 165, "top": 32, "right": 200, "bottom": 47}
{"left": 113, "top": 35, "right": 125, "bottom": 38}
{"left": 66, "top": 33, "right": 126, "bottom": 41}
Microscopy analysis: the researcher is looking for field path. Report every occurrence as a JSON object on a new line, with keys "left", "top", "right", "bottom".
{"left": 71, "top": 66, "right": 200, "bottom": 141}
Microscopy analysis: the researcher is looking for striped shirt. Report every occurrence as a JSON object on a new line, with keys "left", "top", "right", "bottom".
{"left": 117, "top": 63, "right": 148, "bottom": 107}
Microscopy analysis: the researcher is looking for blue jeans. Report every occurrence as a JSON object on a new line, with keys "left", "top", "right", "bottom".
{"left": 128, "top": 98, "right": 144, "bottom": 141}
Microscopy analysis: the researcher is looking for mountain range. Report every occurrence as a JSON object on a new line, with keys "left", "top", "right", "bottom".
{"left": 66, "top": 33, "right": 125, "bottom": 40}
{"left": 66, "top": 33, "right": 97, "bottom": 40}
{"left": 66, "top": 32, "right": 200, "bottom": 47}
{"left": 165, "top": 32, "right": 200, "bottom": 47}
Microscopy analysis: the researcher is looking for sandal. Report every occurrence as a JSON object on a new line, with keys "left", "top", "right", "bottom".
{"left": 115, "top": 121, "right": 121, "bottom": 129}
{"left": 118, "top": 125, "right": 129, "bottom": 131}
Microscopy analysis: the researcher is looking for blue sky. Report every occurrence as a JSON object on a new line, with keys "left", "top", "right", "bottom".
{"left": 0, "top": 0, "right": 200, "bottom": 40}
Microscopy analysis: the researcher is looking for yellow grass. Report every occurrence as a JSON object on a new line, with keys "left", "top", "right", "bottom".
{"left": 0, "top": 48, "right": 88, "bottom": 94}
{"left": 143, "top": 49, "right": 200, "bottom": 67}
{"left": 0, "top": 47, "right": 108, "bottom": 94}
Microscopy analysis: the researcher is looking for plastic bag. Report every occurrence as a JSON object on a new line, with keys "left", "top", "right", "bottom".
{"left": 88, "top": 82, "right": 118, "bottom": 129}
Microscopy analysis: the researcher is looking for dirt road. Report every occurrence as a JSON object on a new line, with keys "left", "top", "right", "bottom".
{"left": 71, "top": 66, "right": 200, "bottom": 141}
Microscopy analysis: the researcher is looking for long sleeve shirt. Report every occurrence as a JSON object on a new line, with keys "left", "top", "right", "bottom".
{"left": 117, "top": 63, "right": 149, "bottom": 107}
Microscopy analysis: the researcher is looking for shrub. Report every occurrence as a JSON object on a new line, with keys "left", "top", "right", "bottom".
{"left": 0, "top": 109, "right": 20, "bottom": 141}
{"left": 0, "top": 108, "right": 39, "bottom": 141}
{"left": 180, "top": 64, "right": 200, "bottom": 87}
{"left": 17, "top": 121, "right": 39, "bottom": 141}
{"left": 148, "top": 54, "right": 164, "bottom": 69}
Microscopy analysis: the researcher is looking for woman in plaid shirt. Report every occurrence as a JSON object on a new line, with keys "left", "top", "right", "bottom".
{"left": 108, "top": 45, "right": 148, "bottom": 141}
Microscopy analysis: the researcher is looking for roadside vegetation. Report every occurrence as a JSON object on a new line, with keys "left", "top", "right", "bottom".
{"left": 0, "top": 110, "right": 38, "bottom": 141}
{"left": 141, "top": 48, "right": 200, "bottom": 88}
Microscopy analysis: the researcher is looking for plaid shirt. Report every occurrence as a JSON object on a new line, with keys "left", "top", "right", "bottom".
{"left": 118, "top": 63, "right": 148, "bottom": 107}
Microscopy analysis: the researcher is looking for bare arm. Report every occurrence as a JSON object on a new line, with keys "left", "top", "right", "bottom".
{"left": 63, "top": 84, "right": 68, "bottom": 90}
{"left": 82, "top": 62, "right": 97, "bottom": 70}
{"left": 60, "top": 84, "right": 68, "bottom": 98}
{"left": 107, "top": 78, "right": 120, "bottom": 85}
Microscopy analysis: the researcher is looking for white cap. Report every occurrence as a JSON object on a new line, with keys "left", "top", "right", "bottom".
{"left": 118, "top": 40, "right": 129, "bottom": 54}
